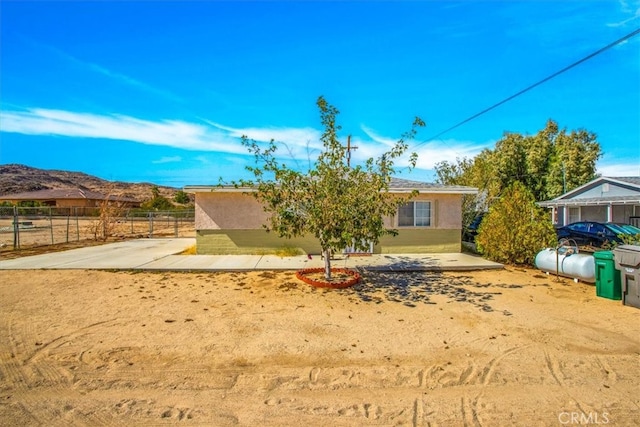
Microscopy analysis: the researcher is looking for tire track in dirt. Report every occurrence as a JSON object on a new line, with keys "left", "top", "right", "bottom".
{"left": 413, "top": 397, "right": 424, "bottom": 427}
{"left": 416, "top": 345, "right": 527, "bottom": 392}
{"left": 461, "top": 396, "right": 483, "bottom": 427}
{"left": 478, "top": 345, "right": 530, "bottom": 386}
{"left": 22, "top": 319, "right": 117, "bottom": 365}
{"left": 544, "top": 350, "right": 592, "bottom": 416}
{"left": 2, "top": 307, "right": 35, "bottom": 391}
{"left": 454, "top": 345, "right": 530, "bottom": 426}
{"left": 227, "top": 365, "right": 425, "bottom": 424}
{"left": 595, "top": 356, "right": 618, "bottom": 385}
{"left": 21, "top": 319, "right": 120, "bottom": 394}
{"left": 544, "top": 351, "right": 563, "bottom": 386}
{"left": 229, "top": 363, "right": 499, "bottom": 425}
{"left": 0, "top": 294, "right": 51, "bottom": 425}
{"left": 3, "top": 316, "right": 119, "bottom": 426}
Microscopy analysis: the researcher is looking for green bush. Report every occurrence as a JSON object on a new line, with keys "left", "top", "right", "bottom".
{"left": 476, "top": 181, "right": 557, "bottom": 265}
{"left": 173, "top": 190, "right": 191, "bottom": 205}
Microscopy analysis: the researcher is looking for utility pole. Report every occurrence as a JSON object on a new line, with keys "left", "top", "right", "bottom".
{"left": 343, "top": 135, "right": 358, "bottom": 167}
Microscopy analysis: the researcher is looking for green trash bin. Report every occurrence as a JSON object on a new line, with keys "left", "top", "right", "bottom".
{"left": 594, "top": 251, "right": 622, "bottom": 300}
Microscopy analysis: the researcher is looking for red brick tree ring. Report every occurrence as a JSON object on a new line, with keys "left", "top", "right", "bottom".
{"left": 296, "top": 268, "right": 361, "bottom": 289}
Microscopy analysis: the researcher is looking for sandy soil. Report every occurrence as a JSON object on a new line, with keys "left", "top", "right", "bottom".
{"left": 0, "top": 267, "right": 638, "bottom": 426}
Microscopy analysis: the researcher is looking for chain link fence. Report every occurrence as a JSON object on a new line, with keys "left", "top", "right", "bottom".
{"left": 0, "top": 206, "right": 195, "bottom": 250}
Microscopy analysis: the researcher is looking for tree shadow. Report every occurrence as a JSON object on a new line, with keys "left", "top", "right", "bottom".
{"left": 342, "top": 269, "right": 517, "bottom": 314}
{"left": 356, "top": 255, "right": 442, "bottom": 271}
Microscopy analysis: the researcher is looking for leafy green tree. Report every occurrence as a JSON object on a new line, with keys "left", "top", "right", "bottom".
{"left": 492, "top": 132, "right": 528, "bottom": 194}
{"left": 173, "top": 190, "right": 191, "bottom": 205}
{"left": 17, "top": 200, "right": 42, "bottom": 207}
{"left": 239, "top": 96, "right": 424, "bottom": 280}
{"left": 142, "top": 185, "right": 173, "bottom": 211}
{"left": 475, "top": 182, "right": 557, "bottom": 265}
{"left": 545, "top": 126, "right": 601, "bottom": 199}
{"left": 435, "top": 119, "right": 601, "bottom": 230}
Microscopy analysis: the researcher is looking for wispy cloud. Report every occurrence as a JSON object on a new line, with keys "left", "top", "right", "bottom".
{"left": 1, "top": 107, "right": 492, "bottom": 172}
{"left": 152, "top": 156, "right": 182, "bottom": 164}
{"left": 360, "top": 125, "right": 397, "bottom": 147}
{"left": 1, "top": 108, "right": 325, "bottom": 161}
{"left": 203, "top": 120, "right": 323, "bottom": 150}
{"left": 195, "top": 156, "right": 212, "bottom": 164}
{"left": 413, "top": 140, "right": 490, "bottom": 170}
{"left": 0, "top": 108, "right": 245, "bottom": 153}
{"left": 24, "top": 36, "right": 183, "bottom": 103}
{"left": 608, "top": 0, "right": 640, "bottom": 27}
{"left": 359, "top": 125, "right": 490, "bottom": 169}
{"left": 597, "top": 161, "right": 640, "bottom": 177}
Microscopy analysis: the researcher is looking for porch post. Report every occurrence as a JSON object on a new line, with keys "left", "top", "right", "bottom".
{"left": 607, "top": 203, "right": 613, "bottom": 223}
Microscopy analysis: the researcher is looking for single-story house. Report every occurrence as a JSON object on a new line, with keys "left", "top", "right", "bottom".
{"left": 184, "top": 178, "right": 477, "bottom": 255}
{"left": 538, "top": 176, "right": 640, "bottom": 227}
{"left": 0, "top": 188, "right": 140, "bottom": 208}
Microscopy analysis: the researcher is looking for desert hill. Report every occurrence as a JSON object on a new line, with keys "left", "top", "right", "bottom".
{"left": 0, "top": 164, "right": 182, "bottom": 203}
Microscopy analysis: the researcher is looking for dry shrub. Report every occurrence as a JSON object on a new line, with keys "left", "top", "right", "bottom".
{"left": 476, "top": 182, "right": 557, "bottom": 265}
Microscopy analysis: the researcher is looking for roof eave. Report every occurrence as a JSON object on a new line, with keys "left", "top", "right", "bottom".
{"left": 538, "top": 199, "right": 640, "bottom": 207}
{"left": 183, "top": 186, "right": 254, "bottom": 193}
{"left": 184, "top": 185, "right": 478, "bottom": 195}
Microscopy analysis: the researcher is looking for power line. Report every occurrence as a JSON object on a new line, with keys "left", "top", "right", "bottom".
{"left": 414, "top": 27, "right": 640, "bottom": 148}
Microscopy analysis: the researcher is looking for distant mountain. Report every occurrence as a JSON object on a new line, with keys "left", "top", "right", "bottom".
{"left": 0, "top": 164, "right": 183, "bottom": 203}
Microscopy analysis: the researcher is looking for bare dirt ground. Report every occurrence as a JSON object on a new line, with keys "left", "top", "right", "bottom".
{"left": 0, "top": 266, "right": 638, "bottom": 426}
{"left": 0, "top": 219, "right": 195, "bottom": 260}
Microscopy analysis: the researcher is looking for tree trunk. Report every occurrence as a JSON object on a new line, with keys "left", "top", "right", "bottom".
{"left": 323, "top": 248, "right": 332, "bottom": 280}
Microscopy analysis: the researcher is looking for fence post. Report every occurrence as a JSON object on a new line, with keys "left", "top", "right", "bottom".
{"left": 13, "top": 206, "right": 19, "bottom": 249}
{"left": 75, "top": 207, "right": 80, "bottom": 241}
{"left": 66, "top": 209, "right": 70, "bottom": 243}
{"left": 148, "top": 212, "right": 154, "bottom": 238}
{"left": 174, "top": 217, "right": 178, "bottom": 237}
{"left": 49, "top": 207, "right": 54, "bottom": 244}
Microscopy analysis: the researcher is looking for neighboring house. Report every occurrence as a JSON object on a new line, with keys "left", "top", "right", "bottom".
{"left": 538, "top": 176, "right": 640, "bottom": 227}
{"left": 0, "top": 188, "right": 140, "bottom": 208}
{"left": 184, "top": 178, "right": 477, "bottom": 255}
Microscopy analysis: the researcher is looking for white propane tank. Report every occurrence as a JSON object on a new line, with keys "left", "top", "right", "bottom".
{"left": 534, "top": 248, "right": 595, "bottom": 283}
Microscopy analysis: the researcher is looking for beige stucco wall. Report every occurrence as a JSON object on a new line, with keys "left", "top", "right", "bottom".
{"left": 194, "top": 191, "right": 464, "bottom": 254}
{"left": 0, "top": 198, "right": 98, "bottom": 207}
{"left": 195, "top": 192, "right": 269, "bottom": 230}
{"left": 55, "top": 199, "right": 99, "bottom": 208}
{"left": 196, "top": 192, "right": 463, "bottom": 230}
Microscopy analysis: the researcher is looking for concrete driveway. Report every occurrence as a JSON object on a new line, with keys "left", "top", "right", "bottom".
{"left": 0, "top": 238, "right": 196, "bottom": 270}
{"left": 0, "top": 238, "right": 503, "bottom": 271}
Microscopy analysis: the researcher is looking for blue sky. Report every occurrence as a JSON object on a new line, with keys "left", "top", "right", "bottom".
{"left": 1, "top": 1, "right": 639, "bottom": 189}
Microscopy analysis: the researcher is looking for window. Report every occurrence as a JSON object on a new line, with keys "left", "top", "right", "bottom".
{"left": 398, "top": 201, "right": 431, "bottom": 227}
{"left": 568, "top": 222, "right": 588, "bottom": 232}
{"left": 568, "top": 207, "right": 580, "bottom": 224}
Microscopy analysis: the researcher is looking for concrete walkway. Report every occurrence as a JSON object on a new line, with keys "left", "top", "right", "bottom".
{"left": 0, "top": 238, "right": 503, "bottom": 271}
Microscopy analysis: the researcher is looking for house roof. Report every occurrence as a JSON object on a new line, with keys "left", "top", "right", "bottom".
{"left": 184, "top": 177, "right": 478, "bottom": 195}
{"left": 538, "top": 176, "right": 640, "bottom": 207}
{"left": 387, "top": 177, "right": 477, "bottom": 193}
{"left": 0, "top": 188, "right": 139, "bottom": 203}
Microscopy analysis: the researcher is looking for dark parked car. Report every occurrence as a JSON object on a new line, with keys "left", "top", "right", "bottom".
{"left": 462, "top": 213, "right": 485, "bottom": 243}
{"left": 556, "top": 221, "right": 640, "bottom": 248}
{"left": 614, "top": 223, "right": 640, "bottom": 235}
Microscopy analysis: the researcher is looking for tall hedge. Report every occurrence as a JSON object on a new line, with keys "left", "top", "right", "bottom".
{"left": 476, "top": 182, "right": 557, "bottom": 265}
